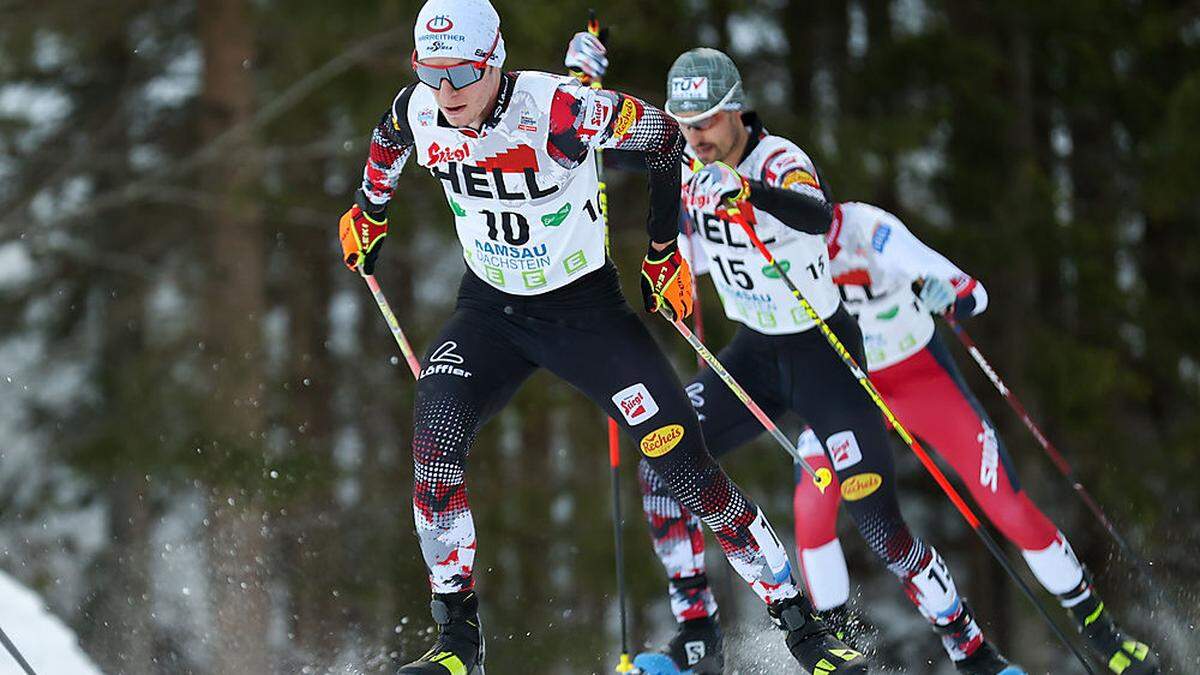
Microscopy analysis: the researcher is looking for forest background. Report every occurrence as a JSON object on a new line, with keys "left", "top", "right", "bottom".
{"left": 1, "top": 0, "right": 1198, "bottom": 672}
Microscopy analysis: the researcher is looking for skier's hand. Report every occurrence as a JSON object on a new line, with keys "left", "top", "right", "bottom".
{"left": 916, "top": 276, "right": 956, "bottom": 314}
{"left": 565, "top": 31, "right": 608, "bottom": 83}
{"left": 690, "top": 161, "right": 750, "bottom": 214}
{"left": 339, "top": 205, "right": 388, "bottom": 275}
{"left": 641, "top": 239, "right": 694, "bottom": 319}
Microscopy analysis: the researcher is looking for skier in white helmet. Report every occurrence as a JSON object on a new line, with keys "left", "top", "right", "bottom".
{"left": 339, "top": 2, "right": 868, "bottom": 673}
{"left": 567, "top": 40, "right": 1023, "bottom": 675}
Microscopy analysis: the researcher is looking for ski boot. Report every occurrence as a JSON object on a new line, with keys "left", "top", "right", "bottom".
{"left": 632, "top": 615, "right": 724, "bottom": 674}
{"left": 953, "top": 642, "right": 1026, "bottom": 675}
{"left": 932, "top": 602, "right": 1025, "bottom": 674}
{"left": 817, "top": 605, "right": 876, "bottom": 651}
{"left": 399, "top": 590, "right": 484, "bottom": 674}
{"left": 769, "top": 594, "right": 869, "bottom": 673}
{"left": 1065, "top": 586, "right": 1158, "bottom": 674}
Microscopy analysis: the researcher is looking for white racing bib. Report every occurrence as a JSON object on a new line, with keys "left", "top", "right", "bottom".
{"left": 683, "top": 136, "right": 841, "bottom": 334}
{"left": 407, "top": 72, "right": 606, "bottom": 294}
{"left": 828, "top": 203, "right": 943, "bottom": 370}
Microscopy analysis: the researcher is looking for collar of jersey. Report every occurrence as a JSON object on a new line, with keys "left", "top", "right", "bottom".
{"left": 735, "top": 111, "right": 767, "bottom": 167}
{"left": 436, "top": 71, "right": 519, "bottom": 137}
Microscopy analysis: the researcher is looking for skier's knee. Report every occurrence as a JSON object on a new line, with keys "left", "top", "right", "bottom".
{"left": 412, "top": 392, "right": 480, "bottom": 468}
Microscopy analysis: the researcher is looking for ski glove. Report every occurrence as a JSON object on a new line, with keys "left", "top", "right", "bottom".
{"left": 641, "top": 240, "right": 694, "bottom": 320}
{"left": 917, "top": 276, "right": 956, "bottom": 314}
{"left": 564, "top": 31, "right": 608, "bottom": 83}
{"left": 339, "top": 204, "right": 388, "bottom": 275}
{"left": 690, "top": 161, "right": 750, "bottom": 213}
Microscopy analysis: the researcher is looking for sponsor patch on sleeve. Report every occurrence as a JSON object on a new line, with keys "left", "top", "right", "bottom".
{"left": 611, "top": 97, "right": 639, "bottom": 140}
{"left": 780, "top": 168, "right": 820, "bottom": 191}
{"left": 612, "top": 382, "right": 660, "bottom": 426}
{"left": 871, "top": 222, "right": 892, "bottom": 252}
{"left": 581, "top": 94, "right": 615, "bottom": 132}
{"left": 762, "top": 150, "right": 815, "bottom": 186}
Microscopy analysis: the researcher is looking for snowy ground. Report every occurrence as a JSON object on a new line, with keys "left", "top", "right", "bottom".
{"left": 0, "top": 571, "right": 102, "bottom": 675}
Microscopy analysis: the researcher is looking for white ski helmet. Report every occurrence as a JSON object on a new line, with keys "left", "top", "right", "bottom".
{"left": 413, "top": 0, "right": 507, "bottom": 68}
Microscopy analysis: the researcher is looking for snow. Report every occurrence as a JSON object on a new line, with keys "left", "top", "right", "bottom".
{"left": 0, "top": 571, "right": 103, "bottom": 675}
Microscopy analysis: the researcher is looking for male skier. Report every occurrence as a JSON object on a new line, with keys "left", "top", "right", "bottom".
{"left": 339, "top": 3, "right": 867, "bottom": 673}
{"left": 789, "top": 201, "right": 1159, "bottom": 674}
{"left": 567, "top": 39, "right": 1022, "bottom": 675}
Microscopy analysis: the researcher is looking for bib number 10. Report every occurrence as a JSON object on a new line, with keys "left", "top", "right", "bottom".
{"left": 482, "top": 209, "right": 530, "bottom": 246}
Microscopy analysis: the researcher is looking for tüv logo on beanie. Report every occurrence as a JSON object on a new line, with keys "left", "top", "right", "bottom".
{"left": 426, "top": 15, "right": 454, "bottom": 33}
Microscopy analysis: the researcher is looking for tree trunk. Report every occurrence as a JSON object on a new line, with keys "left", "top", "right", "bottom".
{"left": 198, "top": 0, "right": 271, "bottom": 671}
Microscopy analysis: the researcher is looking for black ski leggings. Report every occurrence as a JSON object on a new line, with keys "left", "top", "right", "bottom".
{"left": 411, "top": 263, "right": 795, "bottom": 603}
{"left": 640, "top": 308, "right": 930, "bottom": 578}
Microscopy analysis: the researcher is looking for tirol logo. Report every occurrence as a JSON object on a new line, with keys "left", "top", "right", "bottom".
{"left": 671, "top": 76, "right": 709, "bottom": 100}
{"left": 427, "top": 141, "right": 470, "bottom": 165}
{"left": 640, "top": 424, "right": 685, "bottom": 458}
{"left": 840, "top": 472, "right": 883, "bottom": 501}
{"left": 425, "top": 15, "right": 454, "bottom": 33}
{"left": 611, "top": 382, "right": 659, "bottom": 426}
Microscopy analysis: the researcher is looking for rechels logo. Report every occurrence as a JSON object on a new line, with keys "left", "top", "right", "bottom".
{"left": 640, "top": 425, "right": 685, "bottom": 458}
{"left": 426, "top": 15, "right": 454, "bottom": 33}
{"left": 840, "top": 472, "right": 883, "bottom": 501}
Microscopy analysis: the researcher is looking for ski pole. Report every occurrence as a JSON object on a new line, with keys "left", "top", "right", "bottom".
{"left": 659, "top": 306, "right": 833, "bottom": 493}
{"left": 723, "top": 204, "right": 1096, "bottom": 674}
{"left": 942, "top": 317, "right": 1154, "bottom": 569}
{"left": 607, "top": 416, "right": 635, "bottom": 674}
{"left": 0, "top": 625, "right": 37, "bottom": 675}
{"left": 680, "top": 213, "right": 707, "bottom": 368}
{"left": 360, "top": 271, "right": 422, "bottom": 379}
{"left": 573, "top": 12, "right": 633, "bottom": 672}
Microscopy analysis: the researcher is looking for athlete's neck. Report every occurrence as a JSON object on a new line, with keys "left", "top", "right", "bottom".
{"left": 718, "top": 115, "right": 751, "bottom": 167}
{"left": 465, "top": 75, "right": 503, "bottom": 131}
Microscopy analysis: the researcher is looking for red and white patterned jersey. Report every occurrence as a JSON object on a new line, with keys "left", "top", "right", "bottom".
{"left": 361, "top": 71, "right": 682, "bottom": 294}
{"left": 682, "top": 132, "right": 841, "bottom": 334}
{"left": 827, "top": 202, "right": 989, "bottom": 370}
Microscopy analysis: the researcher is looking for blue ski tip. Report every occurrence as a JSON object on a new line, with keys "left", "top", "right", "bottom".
{"left": 998, "top": 667, "right": 1027, "bottom": 675}
{"left": 632, "top": 652, "right": 689, "bottom": 674}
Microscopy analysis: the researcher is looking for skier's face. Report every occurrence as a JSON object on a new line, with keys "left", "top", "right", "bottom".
{"left": 677, "top": 110, "right": 745, "bottom": 164}
{"left": 422, "top": 58, "right": 502, "bottom": 129}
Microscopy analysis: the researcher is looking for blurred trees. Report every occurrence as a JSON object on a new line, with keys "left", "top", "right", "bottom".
{"left": 0, "top": 0, "right": 1197, "bottom": 672}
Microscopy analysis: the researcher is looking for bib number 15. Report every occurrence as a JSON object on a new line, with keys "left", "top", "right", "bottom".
{"left": 712, "top": 255, "right": 753, "bottom": 290}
